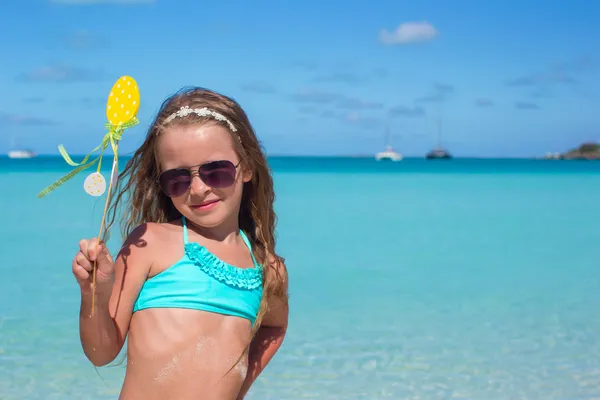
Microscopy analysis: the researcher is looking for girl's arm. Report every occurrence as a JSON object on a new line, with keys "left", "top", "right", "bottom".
{"left": 79, "top": 224, "right": 154, "bottom": 366}
{"left": 237, "top": 260, "right": 289, "bottom": 399}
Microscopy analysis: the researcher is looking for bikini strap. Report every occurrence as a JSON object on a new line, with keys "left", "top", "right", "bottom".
{"left": 240, "top": 230, "right": 259, "bottom": 267}
{"left": 183, "top": 218, "right": 258, "bottom": 268}
{"left": 182, "top": 216, "right": 189, "bottom": 244}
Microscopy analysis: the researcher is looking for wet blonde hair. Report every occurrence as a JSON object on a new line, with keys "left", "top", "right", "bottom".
{"left": 104, "top": 86, "right": 287, "bottom": 360}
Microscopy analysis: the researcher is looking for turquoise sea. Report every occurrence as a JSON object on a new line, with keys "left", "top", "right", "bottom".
{"left": 1, "top": 156, "right": 600, "bottom": 400}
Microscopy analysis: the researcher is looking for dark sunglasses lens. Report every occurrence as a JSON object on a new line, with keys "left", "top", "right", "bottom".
{"left": 200, "top": 161, "right": 237, "bottom": 188}
{"left": 159, "top": 170, "right": 191, "bottom": 197}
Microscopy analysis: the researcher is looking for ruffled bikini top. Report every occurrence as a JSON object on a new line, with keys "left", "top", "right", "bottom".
{"left": 132, "top": 217, "right": 263, "bottom": 325}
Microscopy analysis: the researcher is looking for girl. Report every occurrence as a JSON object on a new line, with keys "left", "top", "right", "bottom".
{"left": 71, "top": 87, "right": 289, "bottom": 400}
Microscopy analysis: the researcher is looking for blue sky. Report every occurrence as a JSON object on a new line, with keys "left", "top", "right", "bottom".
{"left": 1, "top": 0, "right": 599, "bottom": 157}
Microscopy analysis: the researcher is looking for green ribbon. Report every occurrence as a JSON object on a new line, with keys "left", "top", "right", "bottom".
{"left": 37, "top": 117, "right": 139, "bottom": 198}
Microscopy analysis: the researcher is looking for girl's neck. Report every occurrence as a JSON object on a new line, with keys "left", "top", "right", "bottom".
{"left": 186, "top": 214, "right": 240, "bottom": 244}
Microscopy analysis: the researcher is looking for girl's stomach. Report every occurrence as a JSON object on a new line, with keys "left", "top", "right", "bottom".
{"left": 119, "top": 308, "right": 252, "bottom": 400}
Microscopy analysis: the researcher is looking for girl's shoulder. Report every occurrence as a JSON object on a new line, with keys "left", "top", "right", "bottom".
{"left": 142, "top": 219, "right": 183, "bottom": 236}
{"left": 115, "top": 220, "right": 186, "bottom": 276}
{"left": 120, "top": 220, "right": 183, "bottom": 256}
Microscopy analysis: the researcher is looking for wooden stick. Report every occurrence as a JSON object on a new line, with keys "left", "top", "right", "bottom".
{"left": 90, "top": 146, "right": 119, "bottom": 318}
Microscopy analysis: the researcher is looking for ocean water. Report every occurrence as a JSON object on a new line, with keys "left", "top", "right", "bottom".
{"left": 1, "top": 156, "right": 600, "bottom": 400}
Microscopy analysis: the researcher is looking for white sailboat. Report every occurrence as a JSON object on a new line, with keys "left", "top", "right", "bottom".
{"left": 375, "top": 145, "right": 402, "bottom": 161}
{"left": 8, "top": 149, "right": 36, "bottom": 159}
{"left": 375, "top": 124, "right": 402, "bottom": 161}
{"left": 7, "top": 126, "right": 36, "bottom": 159}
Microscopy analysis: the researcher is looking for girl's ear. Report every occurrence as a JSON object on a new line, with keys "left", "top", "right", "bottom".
{"left": 242, "top": 164, "right": 252, "bottom": 183}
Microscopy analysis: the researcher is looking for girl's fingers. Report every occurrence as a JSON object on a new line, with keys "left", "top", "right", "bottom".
{"left": 75, "top": 251, "right": 93, "bottom": 271}
{"left": 72, "top": 259, "right": 90, "bottom": 281}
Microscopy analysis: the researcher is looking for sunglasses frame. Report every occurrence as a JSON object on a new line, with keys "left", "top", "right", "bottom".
{"left": 157, "top": 159, "right": 242, "bottom": 197}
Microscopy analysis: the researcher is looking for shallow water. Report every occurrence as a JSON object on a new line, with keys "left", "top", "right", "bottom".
{"left": 1, "top": 157, "right": 599, "bottom": 399}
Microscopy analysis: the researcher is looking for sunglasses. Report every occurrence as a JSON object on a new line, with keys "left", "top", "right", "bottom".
{"left": 158, "top": 160, "right": 241, "bottom": 197}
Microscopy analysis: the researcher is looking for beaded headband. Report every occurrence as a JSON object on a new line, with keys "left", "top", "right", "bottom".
{"left": 163, "top": 106, "right": 237, "bottom": 132}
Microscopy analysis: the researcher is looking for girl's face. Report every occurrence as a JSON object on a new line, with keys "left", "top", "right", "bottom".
{"left": 156, "top": 122, "right": 251, "bottom": 229}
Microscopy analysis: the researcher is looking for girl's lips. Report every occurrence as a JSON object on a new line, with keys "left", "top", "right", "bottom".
{"left": 191, "top": 199, "right": 219, "bottom": 210}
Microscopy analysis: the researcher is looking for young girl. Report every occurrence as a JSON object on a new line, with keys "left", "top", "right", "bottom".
{"left": 71, "top": 87, "right": 289, "bottom": 400}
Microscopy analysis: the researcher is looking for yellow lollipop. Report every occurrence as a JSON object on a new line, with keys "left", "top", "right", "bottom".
{"left": 106, "top": 76, "right": 140, "bottom": 125}
{"left": 79, "top": 76, "right": 141, "bottom": 198}
{"left": 37, "top": 75, "right": 140, "bottom": 199}
{"left": 37, "top": 75, "right": 141, "bottom": 317}
{"left": 87, "top": 75, "right": 140, "bottom": 315}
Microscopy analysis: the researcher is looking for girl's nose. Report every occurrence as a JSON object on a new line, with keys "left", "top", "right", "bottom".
{"left": 189, "top": 175, "right": 210, "bottom": 196}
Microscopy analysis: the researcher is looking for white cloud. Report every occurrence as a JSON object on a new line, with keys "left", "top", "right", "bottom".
{"left": 16, "top": 64, "right": 105, "bottom": 82}
{"left": 50, "top": 0, "right": 154, "bottom": 4}
{"left": 345, "top": 111, "right": 361, "bottom": 122}
{"left": 379, "top": 21, "right": 438, "bottom": 45}
{"left": 65, "top": 30, "right": 104, "bottom": 49}
{"left": 0, "top": 113, "right": 58, "bottom": 126}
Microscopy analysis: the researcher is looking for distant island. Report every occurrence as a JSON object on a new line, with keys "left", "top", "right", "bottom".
{"left": 560, "top": 142, "right": 600, "bottom": 160}
{"left": 542, "top": 142, "right": 600, "bottom": 160}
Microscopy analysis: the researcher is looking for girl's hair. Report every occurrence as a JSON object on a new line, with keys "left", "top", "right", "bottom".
{"left": 104, "top": 86, "right": 286, "bottom": 351}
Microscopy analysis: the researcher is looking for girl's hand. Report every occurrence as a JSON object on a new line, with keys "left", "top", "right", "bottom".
{"left": 72, "top": 238, "right": 115, "bottom": 295}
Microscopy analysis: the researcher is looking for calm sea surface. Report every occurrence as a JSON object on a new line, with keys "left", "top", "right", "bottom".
{"left": 1, "top": 156, "right": 599, "bottom": 399}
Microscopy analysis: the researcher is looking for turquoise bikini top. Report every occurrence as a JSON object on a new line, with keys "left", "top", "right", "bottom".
{"left": 132, "top": 217, "right": 263, "bottom": 325}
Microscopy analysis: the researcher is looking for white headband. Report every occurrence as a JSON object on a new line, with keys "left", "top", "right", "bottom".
{"left": 163, "top": 106, "right": 237, "bottom": 132}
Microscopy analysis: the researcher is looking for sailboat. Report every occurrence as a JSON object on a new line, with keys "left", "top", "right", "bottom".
{"left": 7, "top": 126, "right": 36, "bottom": 159}
{"left": 425, "top": 118, "right": 452, "bottom": 160}
{"left": 375, "top": 123, "right": 402, "bottom": 161}
{"left": 8, "top": 149, "right": 36, "bottom": 159}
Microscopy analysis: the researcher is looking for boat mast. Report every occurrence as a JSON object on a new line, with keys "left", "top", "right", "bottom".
{"left": 436, "top": 117, "right": 442, "bottom": 149}
{"left": 382, "top": 108, "right": 391, "bottom": 149}
{"left": 385, "top": 123, "right": 392, "bottom": 149}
